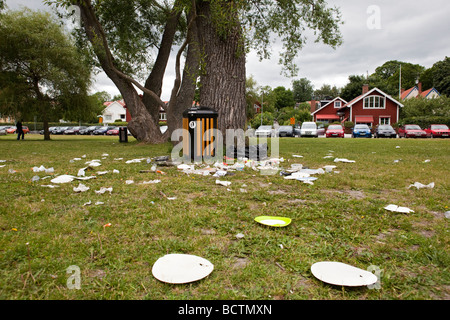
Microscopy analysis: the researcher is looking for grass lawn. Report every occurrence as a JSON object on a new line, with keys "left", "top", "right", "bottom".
{"left": 0, "top": 134, "right": 449, "bottom": 300}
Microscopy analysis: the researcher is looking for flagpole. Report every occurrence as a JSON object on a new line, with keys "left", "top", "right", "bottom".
{"left": 399, "top": 64, "right": 402, "bottom": 99}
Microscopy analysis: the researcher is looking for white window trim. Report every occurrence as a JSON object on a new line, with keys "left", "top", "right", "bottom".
{"left": 379, "top": 116, "right": 391, "bottom": 125}
{"left": 363, "top": 95, "right": 386, "bottom": 109}
{"left": 334, "top": 101, "right": 341, "bottom": 108}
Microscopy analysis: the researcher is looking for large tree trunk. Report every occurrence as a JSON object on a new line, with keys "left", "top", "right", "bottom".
{"left": 196, "top": 1, "right": 247, "bottom": 137}
{"left": 75, "top": 0, "right": 165, "bottom": 144}
{"left": 166, "top": 9, "right": 201, "bottom": 138}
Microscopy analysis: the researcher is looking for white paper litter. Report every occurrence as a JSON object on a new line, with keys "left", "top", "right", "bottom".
{"left": 125, "top": 180, "right": 134, "bottom": 184}
{"left": 40, "top": 184, "right": 59, "bottom": 188}
{"left": 408, "top": 182, "right": 435, "bottom": 189}
{"left": 32, "top": 165, "right": 54, "bottom": 173}
{"left": 334, "top": 158, "right": 355, "bottom": 163}
{"left": 125, "top": 158, "right": 145, "bottom": 164}
{"left": 140, "top": 179, "right": 161, "bottom": 184}
{"left": 73, "top": 183, "right": 90, "bottom": 193}
{"left": 384, "top": 204, "right": 414, "bottom": 213}
{"left": 152, "top": 254, "right": 214, "bottom": 284}
{"left": 51, "top": 175, "right": 75, "bottom": 184}
{"left": 95, "top": 187, "right": 113, "bottom": 194}
{"left": 113, "top": 169, "right": 120, "bottom": 174}
{"left": 216, "top": 179, "right": 231, "bottom": 187}
{"left": 311, "top": 261, "right": 378, "bottom": 287}
{"left": 292, "top": 155, "right": 303, "bottom": 158}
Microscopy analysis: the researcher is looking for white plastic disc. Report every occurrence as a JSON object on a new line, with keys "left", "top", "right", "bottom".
{"left": 152, "top": 254, "right": 214, "bottom": 284}
{"left": 311, "top": 261, "right": 378, "bottom": 287}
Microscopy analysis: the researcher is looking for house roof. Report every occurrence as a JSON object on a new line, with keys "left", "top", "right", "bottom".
{"left": 421, "top": 88, "right": 440, "bottom": 98}
{"left": 311, "top": 97, "right": 348, "bottom": 115}
{"left": 401, "top": 87, "right": 417, "bottom": 100}
{"left": 339, "top": 88, "right": 404, "bottom": 110}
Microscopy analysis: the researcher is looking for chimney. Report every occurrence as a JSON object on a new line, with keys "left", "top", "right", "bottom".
{"left": 310, "top": 100, "right": 317, "bottom": 113}
{"left": 362, "top": 84, "right": 369, "bottom": 95}
{"left": 418, "top": 82, "right": 422, "bottom": 94}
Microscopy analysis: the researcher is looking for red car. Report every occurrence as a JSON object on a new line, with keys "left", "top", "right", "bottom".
{"left": 106, "top": 127, "right": 119, "bottom": 135}
{"left": 325, "top": 124, "right": 344, "bottom": 138}
{"left": 398, "top": 124, "right": 427, "bottom": 138}
{"left": 7, "top": 126, "right": 30, "bottom": 134}
{"left": 424, "top": 124, "right": 450, "bottom": 138}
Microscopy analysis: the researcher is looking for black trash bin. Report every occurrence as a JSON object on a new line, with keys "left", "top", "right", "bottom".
{"left": 182, "top": 106, "right": 218, "bottom": 162}
{"left": 119, "top": 126, "right": 128, "bottom": 143}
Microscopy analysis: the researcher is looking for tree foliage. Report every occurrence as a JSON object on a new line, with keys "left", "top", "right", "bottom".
{"left": 292, "top": 78, "right": 314, "bottom": 102}
{"left": 0, "top": 9, "right": 93, "bottom": 139}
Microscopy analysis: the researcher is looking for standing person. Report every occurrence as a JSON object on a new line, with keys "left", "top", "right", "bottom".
{"left": 16, "top": 120, "right": 24, "bottom": 140}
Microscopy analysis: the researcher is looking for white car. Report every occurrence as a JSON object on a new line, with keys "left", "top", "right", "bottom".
{"left": 255, "top": 125, "right": 273, "bottom": 137}
{"left": 300, "top": 122, "right": 318, "bottom": 137}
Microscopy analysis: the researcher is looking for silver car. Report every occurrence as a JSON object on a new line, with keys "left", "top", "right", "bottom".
{"left": 300, "top": 122, "right": 318, "bottom": 137}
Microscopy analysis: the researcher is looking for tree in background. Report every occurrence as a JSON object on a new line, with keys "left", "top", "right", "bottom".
{"left": 272, "top": 86, "right": 295, "bottom": 111}
{"left": 292, "top": 78, "right": 314, "bottom": 103}
{"left": 422, "top": 57, "right": 450, "bottom": 96}
{"left": 313, "top": 84, "right": 340, "bottom": 100}
{"left": 0, "top": 9, "right": 92, "bottom": 140}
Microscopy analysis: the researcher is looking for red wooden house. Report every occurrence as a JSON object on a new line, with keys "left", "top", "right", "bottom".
{"left": 337, "top": 85, "right": 403, "bottom": 127}
{"left": 311, "top": 97, "right": 348, "bottom": 123}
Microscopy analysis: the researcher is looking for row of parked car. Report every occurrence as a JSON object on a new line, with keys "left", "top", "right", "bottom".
{"left": 254, "top": 123, "right": 450, "bottom": 139}
{"left": 38, "top": 126, "right": 127, "bottom": 136}
{"left": 0, "top": 125, "right": 30, "bottom": 135}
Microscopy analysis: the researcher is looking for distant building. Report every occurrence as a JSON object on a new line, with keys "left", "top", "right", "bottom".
{"left": 401, "top": 82, "right": 440, "bottom": 100}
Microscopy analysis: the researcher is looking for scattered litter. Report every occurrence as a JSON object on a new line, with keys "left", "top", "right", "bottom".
{"left": 113, "top": 169, "right": 120, "bottom": 174}
{"left": 213, "top": 170, "right": 227, "bottom": 177}
{"left": 323, "top": 155, "right": 334, "bottom": 159}
{"left": 216, "top": 179, "right": 231, "bottom": 187}
{"left": 235, "top": 233, "right": 245, "bottom": 239}
{"left": 125, "top": 180, "right": 134, "bottom": 184}
{"left": 254, "top": 216, "right": 291, "bottom": 227}
{"left": 125, "top": 158, "right": 145, "bottom": 164}
{"left": 384, "top": 204, "right": 414, "bottom": 213}
{"left": 97, "top": 171, "right": 109, "bottom": 175}
{"left": 8, "top": 169, "right": 17, "bottom": 174}
{"left": 334, "top": 158, "right": 355, "bottom": 163}
{"left": 32, "top": 165, "right": 54, "bottom": 173}
{"left": 95, "top": 187, "right": 113, "bottom": 194}
{"left": 73, "top": 183, "right": 90, "bottom": 193}
{"left": 311, "top": 261, "right": 378, "bottom": 287}
{"left": 396, "top": 146, "right": 400, "bottom": 148}
{"left": 160, "top": 191, "right": 176, "bottom": 200}
{"left": 239, "top": 188, "right": 247, "bottom": 193}
{"left": 292, "top": 155, "right": 303, "bottom": 158}
{"left": 424, "top": 159, "right": 431, "bottom": 163}
{"left": 103, "top": 223, "right": 112, "bottom": 228}
{"left": 444, "top": 211, "right": 450, "bottom": 219}
{"left": 40, "top": 184, "right": 59, "bottom": 188}
{"left": 0, "top": 165, "right": 5, "bottom": 168}
{"left": 114, "top": 158, "right": 123, "bottom": 161}
{"left": 408, "top": 182, "right": 434, "bottom": 189}
{"left": 323, "top": 165, "right": 337, "bottom": 173}
{"left": 152, "top": 254, "right": 214, "bottom": 284}
{"left": 83, "top": 201, "right": 92, "bottom": 206}
{"left": 140, "top": 179, "right": 161, "bottom": 184}
{"left": 51, "top": 175, "right": 75, "bottom": 184}
{"left": 31, "top": 176, "right": 40, "bottom": 182}
{"left": 85, "top": 160, "right": 101, "bottom": 167}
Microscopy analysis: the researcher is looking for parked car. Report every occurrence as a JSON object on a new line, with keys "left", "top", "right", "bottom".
{"left": 106, "top": 127, "right": 119, "bottom": 135}
{"left": 64, "top": 126, "right": 87, "bottom": 135}
{"left": 317, "top": 123, "right": 326, "bottom": 136}
{"left": 374, "top": 124, "right": 397, "bottom": 138}
{"left": 424, "top": 124, "right": 450, "bottom": 138}
{"left": 93, "top": 126, "right": 116, "bottom": 135}
{"left": 0, "top": 126, "right": 11, "bottom": 135}
{"left": 325, "top": 124, "right": 344, "bottom": 138}
{"left": 300, "top": 122, "right": 318, "bottom": 138}
{"left": 255, "top": 125, "right": 273, "bottom": 137}
{"left": 277, "top": 125, "right": 294, "bottom": 137}
{"left": 39, "top": 126, "right": 58, "bottom": 135}
{"left": 398, "top": 124, "right": 427, "bottom": 138}
{"left": 6, "top": 126, "right": 30, "bottom": 134}
{"left": 79, "top": 126, "right": 103, "bottom": 135}
{"left": 293, "top": 124, "right": 301, "bottom": 137}
{"left": 53, "top": 126, "right": 71, "bottom": 135}
{"left": 352, "top": 124, "right": 372, "bottom": 138}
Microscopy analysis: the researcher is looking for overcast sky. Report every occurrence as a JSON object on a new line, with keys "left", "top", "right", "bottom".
{"left": 6, "top": 0, "right": 450, "bottom": 100}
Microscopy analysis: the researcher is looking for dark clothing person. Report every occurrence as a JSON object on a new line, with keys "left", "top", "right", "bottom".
{"left": 16, "top": 121, "right": 24, "bottom": 140}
